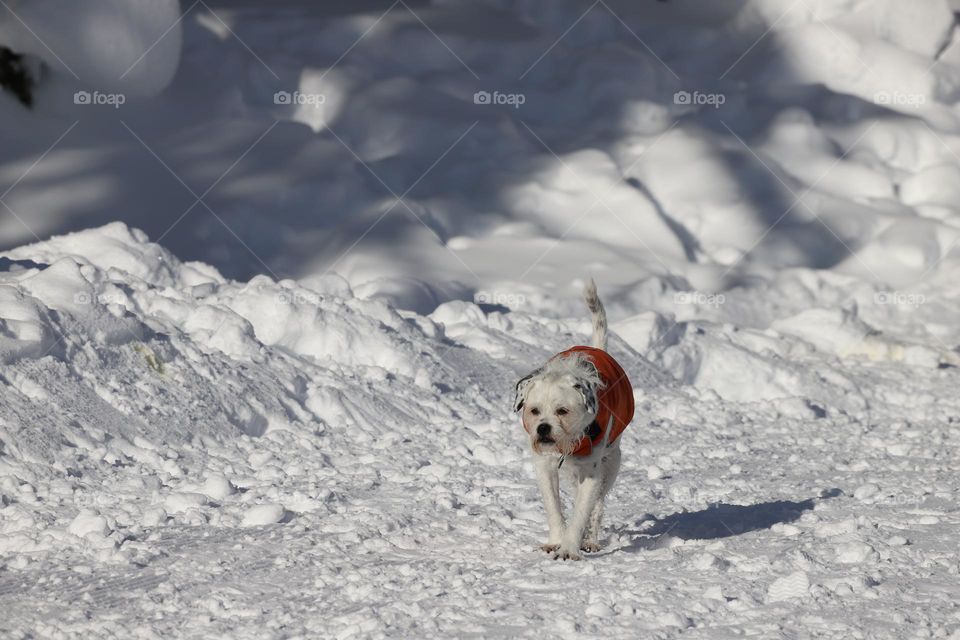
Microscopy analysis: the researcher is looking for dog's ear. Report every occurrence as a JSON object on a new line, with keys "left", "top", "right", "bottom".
{"left": 513, "top": 368, "right": 542, "bottom": 412}
{"left": 573, "top": 379, "right": 599, "bottom": 416}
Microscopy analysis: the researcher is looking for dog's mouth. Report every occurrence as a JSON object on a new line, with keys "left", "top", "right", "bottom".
{"left": 537, "top": 435, "right": 555, "bottom": 444}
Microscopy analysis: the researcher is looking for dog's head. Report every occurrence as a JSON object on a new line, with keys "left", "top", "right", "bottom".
{"left": 514, "top": 352, "right": 603, "bottom": 455}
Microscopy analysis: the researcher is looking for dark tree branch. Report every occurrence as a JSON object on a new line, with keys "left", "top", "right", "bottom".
{"left": 0, "top": 45, "right": 34, "bottom": 108}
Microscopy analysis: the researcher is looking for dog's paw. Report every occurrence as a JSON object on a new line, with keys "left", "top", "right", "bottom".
{"left": 552, "top": 545, "right": 582, "bottom": 561}
{"left": 580, "top": 541, "right": 601, "bottom": 553}
{"left": 539, "top": 543, "right": 560, "bottom": 553}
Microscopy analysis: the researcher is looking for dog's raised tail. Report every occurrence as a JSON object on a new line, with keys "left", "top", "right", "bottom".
{"left": 584, "top": 278, "right": 607, "bottom": 350}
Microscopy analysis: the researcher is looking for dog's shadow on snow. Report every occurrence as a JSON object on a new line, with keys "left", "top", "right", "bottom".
{"left": 612, "top": 492, "right": 839, "bottom": 554}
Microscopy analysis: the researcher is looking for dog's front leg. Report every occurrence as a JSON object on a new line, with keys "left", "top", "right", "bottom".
{"left": 584, "top": 446, "right": 620, "bottom": 552}
{"left": 534, "top": 456, "right": 564, "bottom": 552}
{"left": 555, "top": 471, "right": 602, "bottom": 560}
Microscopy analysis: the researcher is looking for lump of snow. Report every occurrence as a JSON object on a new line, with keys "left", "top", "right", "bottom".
{"left": 248, "top": 451, "right": 275, "bottom": 468}
{"left": 766, "top": 571, "right": 810, "bottom": 603}
{"left": 416, "top": 463, "right": 451, "bottom": 480}
{"left": 760, "top": 24, "right": 939, "bottom": 115}
{"left": 585, "top": 602, "right": 614, "bottom": 618}
{"left": 612, "top": 311, "right": 675, "bottom": 355}
{"left": 164, "top": 492, "right": 208, "bottom": 513}
{"left": 298, "top": 273, "right": 353, "bottom": 299}
{"left": 886, "top": 443, "right": 913, "bottom": 457}
{"left": 471, "top": 445, "right": 499, "bottom": 466}
{"left": 0, "top": 286, "right": 59, "bottom": 364}
{"left": 67, "top": 510, "right": 111, "bottom": 538}
{"left": 869, "top": 0, "right": 955, "bottom": 58}
{"left": 654, "top": 612, "right": 690, "bottom": 628}
{"left": 241, "top": 503, "right": 286, "bottom": 527}
{"left": 222, "top": 278, "right": 420, "bottom": 376}
{"left": 684, "top": 338, "right": 801, "bottom": 402}
{"left": 870, "top": 219, "right": 941, "bottom": 272}
{"left": 853, "top": 483, "right": 880, "bottom": 501}
{"left": 283, "top": 67, "right": 347, "bottom": 133}
{"left": 3, "top": 223, "right": 192, "bottom": 288}
{"left": 15, "top": 258, "right": 94, "bottom": 315}
{"left": 900, "top": 164, "right": 960, "bottom": 209}
{"left": 691, "top": 553, "right": 725, "bottom": 571}
{"left": 430, "top": 301, "right": 486, "bottom": 328}
{"left": 702, "top": 585, "right": 725, "bottom": 601}
{"left": 141, "top": 508, "right": 167, "bottom": 528}
{"left": 202, "top": 474, "right": 236, "bottom": 501}
{"left": 771, "top": 308, "right": 871, "bottom": 356}
{"left": 771, "top": 523, "right": 801, "bottom": 537}
{"left": 836, "top": 541, "right": 877, "bottom": 564}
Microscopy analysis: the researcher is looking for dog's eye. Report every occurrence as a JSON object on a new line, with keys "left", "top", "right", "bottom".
{"left": 531, "top": 408, "right": 540, "bottom": 416}
{"left": 556, "top": 408, "right": 568, "bottom": 416}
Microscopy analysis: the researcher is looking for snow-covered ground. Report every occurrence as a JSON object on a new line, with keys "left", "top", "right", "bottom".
{"left": 2, "top": 0, "right": 960, "bottom": 637}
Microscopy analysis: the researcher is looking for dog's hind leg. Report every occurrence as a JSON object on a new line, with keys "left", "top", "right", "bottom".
{"left": 534, "top": 455, "right": 565, "bottom": 552}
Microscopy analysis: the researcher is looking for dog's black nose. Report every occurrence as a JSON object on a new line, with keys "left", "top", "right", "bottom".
{"left": 537, "top": 423, "right": 551, "bottom": 438}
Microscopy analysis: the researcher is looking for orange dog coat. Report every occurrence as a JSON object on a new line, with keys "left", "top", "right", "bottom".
{"left": 556, "top": 346, "right": 635, "bottom": 457}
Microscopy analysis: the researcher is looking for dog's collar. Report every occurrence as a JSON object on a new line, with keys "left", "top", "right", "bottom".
{"left": 585, "top": 420, "right": 601, "bottom": 440}
{"left": 558, "top": 420, "right": 603, "bottom": 469}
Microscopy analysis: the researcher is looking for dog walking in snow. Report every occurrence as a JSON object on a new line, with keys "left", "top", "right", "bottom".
{"left": 514, "top": 280, "right": 634, "bottom": 560}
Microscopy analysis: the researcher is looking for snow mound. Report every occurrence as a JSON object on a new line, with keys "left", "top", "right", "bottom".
{"left": 1, "top": 223, "right": 959, "bottom": 637}
{"left": 0, "top": 0, "right": 182, "bottom": 96}
{"left": 766, "top": 570, "right": 811, "bottom": 603}
{"left": 1, "top": 221, "right": 665, "bottom": 568}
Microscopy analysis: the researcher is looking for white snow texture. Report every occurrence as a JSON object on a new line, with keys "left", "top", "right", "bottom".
{"left": 1, "top": 0, "right": 960, "bottom": 638}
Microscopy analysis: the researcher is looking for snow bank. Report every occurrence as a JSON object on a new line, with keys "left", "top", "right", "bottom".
{"left": 0, "top": 0, "right": 182, "bottom": 97}
{"left": 1, "top": 223, "right": 959, "bottom": 637}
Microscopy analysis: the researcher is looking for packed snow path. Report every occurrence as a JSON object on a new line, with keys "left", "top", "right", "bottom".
{"left": 1, "top": 225, "right": 958, "bottom": 638}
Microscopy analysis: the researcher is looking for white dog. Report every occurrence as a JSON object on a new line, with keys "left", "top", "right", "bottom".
{"left": 514, "top": 280, "right": 635, "bottom": 560}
